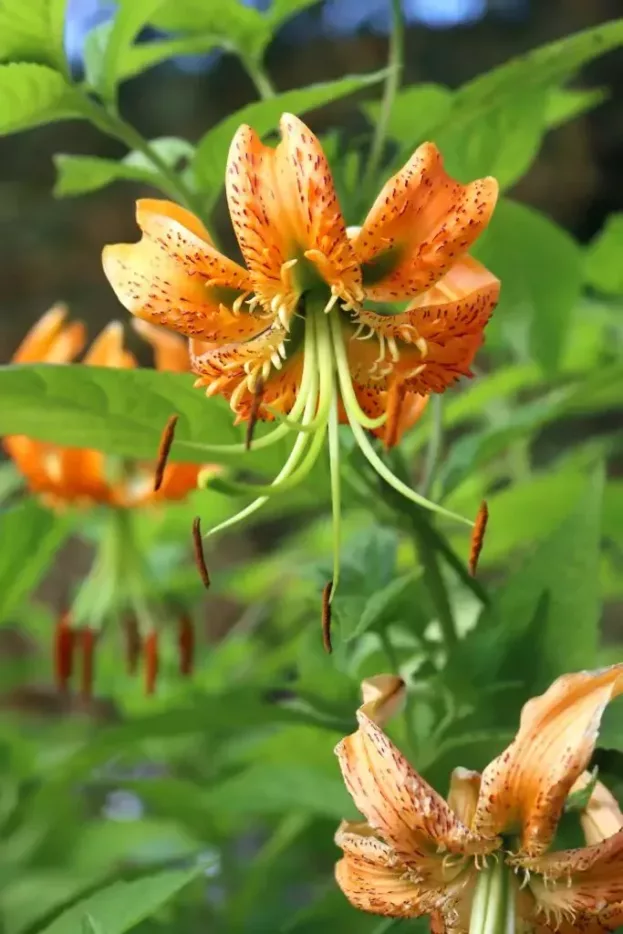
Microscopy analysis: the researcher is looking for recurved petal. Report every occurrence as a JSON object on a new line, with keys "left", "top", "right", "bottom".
{"left": 581, "top": 779, "right": 623, "bottom": 846}
{"left": 517, "top": 828, "right": 623, "bottom": 928}
{"left": 277, "top": 113, "right": 362, "bottom": 304}
{"left": 83, "top": 322, "right": 136, "bottom": 369}
{"left": 56, "top": 448, "right": 116, "bottom": 504}
{"left": 335, "top": 697, "right": 497, "bottom": 876}
{"left": 133, "top": 319, "right": 190, "bottom": 372}
{"left": 3, "top": 436, "right": 56, "bottom": 493}
{"left": 11, "top": 304, "right": 87, "bottom": 364}
{"left": 471, "top": 665, "right": 623, "bottom": 856}
{"left": 355, "top": 143, "right": 498, "bottom": 302}
{"left": 341, "top": 381, "right": 428, "bottom": 448}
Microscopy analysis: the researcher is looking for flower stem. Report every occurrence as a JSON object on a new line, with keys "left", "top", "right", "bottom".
{"left": 328, "top": 392, "right": 342, "bottom": 596}
{"left": 420, "top": 394, "right": 443, "bottom": 498}
{"left": 242, "top": 55, "right": 276, "bottom": 99}
{"left": 364, "top": 0, "right": 404, "bottom": 188}
{"left": 379, "top": 627, "right": 419, "bottom": 759}
{"left": 76, "top": 92, "right": 206, "bottom": 220}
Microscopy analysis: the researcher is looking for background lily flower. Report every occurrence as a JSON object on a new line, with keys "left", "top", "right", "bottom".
{"left": 103, "top": 113, "right": 499, "bottom": 592}
{"left": 4, "top": 305, "right": 200, "bottom": 508}
{"left": 4, "top": 306, "right": 206, "bottom": 696}
{"left": 335, "top": 667, "right": 623, "bottom": 933}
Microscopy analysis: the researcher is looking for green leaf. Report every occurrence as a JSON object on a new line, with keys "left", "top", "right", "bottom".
{"left": 0, "top": 63, "right": 83, "bottom": 135}
{"left": 193, "top": 72, "right": 385, "bottom": 195}
{"left": 0, "top": 364, "right": 290, "bottom": 474}
{"left": 447, "top": 468, "right": 603, "bottom": 700}
{"left": 344, "top": 572, "right": 419, "bottom": 642}
{"left": 363, "top": 82, "right": 452, "bottom": 150}
{"left": 585, "top": 213, "right": 623, "bottom": 296}
{"left": 545, "top": 86, "right": 608, "bottom": 129}
{"left": 53, "top": 139, "right": 194, "bottom": 197}
{"left": 0, "top": 500, "right": 70, "bottom": 622}
{"left": 476, "top": 198, "right": 583, "bottom": 372}
{"left": 97, "top": 0, "right": 170, "bottom": 101}
{"left": 0, "top": 0, "right": 68, "bottom": 70}
{"left": 0, "top": 462, "right": 22, "bottom": 504}
{"left": 439, "top": 88, "right": 547, "bottom": 190}
{"left": 266, "top": 0, "right": 320, "bottom": 32}
{"left": 38, "top": 868, "right": 201, "bottom": 934}
{"left": 115, "top": 33, "right": 221, "bottom": 81}
{"left": 152, "top": 0, "right": 265, "bottom": 55}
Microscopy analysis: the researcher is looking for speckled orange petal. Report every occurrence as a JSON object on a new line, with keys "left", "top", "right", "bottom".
{"left": 190, "top": 331, "right": 304, "bottom": 421}
{"left": 277, "top": 113, "right": 362, "bottom": 305}
{"left": 12, "top": 305, "right": 87, "bottom": 365}
{"left": 516, "top": 828, "right": 623, "bottom": 928}
{"left": 448, "top": 769, "right": 481, "bottom": 829}
{"left": 471, "top": 665, "right": 623, "bottom": 857}
{"left": 355, "top": 143, "right": 498, "bottom": 302}
{"left": 335, "top": 677, "right": 497, "bottom": 878}
{"left": 335, "top": 822, "right": 438, "bottom": 918}
{"left": 133, "top": 319, "right": 190, "bottom": 372}
{"left": 339, "top": 379, "right": 427, "bottom": 447}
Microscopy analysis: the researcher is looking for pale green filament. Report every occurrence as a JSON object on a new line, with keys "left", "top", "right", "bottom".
{"left": 328, "top": 311, "right": 387, "bottom": 430}
{"left": 327, "top": 390, "right": 341, "bottom": 599}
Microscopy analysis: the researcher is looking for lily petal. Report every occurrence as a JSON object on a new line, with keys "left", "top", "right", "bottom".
{"left": 339, "top": 381, "right": 428, "bottom": 447}
{"left": 11, "top": 304, "right": 84, "bottom": 364}
{"left": 335, "top": 821, "right": 440, "bottom": 918}
{"left": 471, "top": 665, "right": 623, "bottom": 856}
{"left": 83, "top": 322, "right": 136, "bottom": 369}
{"left": 448, "top": 768, "right": 481, "bottom": 829}
{"left": 133, "top": 319, "right": 190, "bottom": 372}
{"left": 517, "top": 828, "right": 623, "bottom": 930}
{"left": 355, "top": 143, "right": 498, "bottom": 302}
{"left": 103, "top": 199, "right": 260, "bottom": 342}
{"left": 335, "top": 677, "right": 497, "bottom": 879}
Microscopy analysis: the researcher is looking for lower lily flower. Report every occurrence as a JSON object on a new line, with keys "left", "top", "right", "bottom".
{"left": 103, "top": 113, "right": 499, "bottom": 592}
{"left": 334, "top": 667, "right": 623, "bottom": 933}
{"left": 3, "top": 306, "right": 207, "bottom": 695}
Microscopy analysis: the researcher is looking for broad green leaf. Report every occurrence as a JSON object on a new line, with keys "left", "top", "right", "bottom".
{"left": 38, "top": 868, "right": 201, "bottom": 934}
{"left": 152, "top": 0, "right": 265, "bottom": 56}
{"left": 545, "top": 86, "right": 608, "bottom": 128}
{"left": 343, "top": 572, "right": 420, "bottom": 642}
{"left": 193, "top": 72, "right": 385, "bottom": 194}
{"left": 0, "top": 0, "right": 68, "bottom": 70}
{"left": 54, "top": 139, "right": 193, "bottom": 197}
{"left": 476, "top": 198, "right": 582, "bottom": 372}
{"left": 0, "top": 462, "right": 22, "bottom": 504}
{"left": 0, "top": 500, "right": 70, "bottom": 622}
{"left": 439, "top": 88, "right": 547, "bottom": 190}
{"left": 447, "top": 468, "right": 603, "bottom": 700}
{"left": 0, "top": 63, "right": 83, "bottom": 134}
{"left": 363, "top": 82, "right": 452, "bottom": 145}
{"left": 97, "top": 0, "right": 169, "bottom": 101}
{"left": 0, "top": 364, "right": 289, "bottom": 473}
{"left": 585, "top": 213, "right": 623, "bottom": 295}
{"left": 116, "top": 33, "right": 221, "bottom": 80}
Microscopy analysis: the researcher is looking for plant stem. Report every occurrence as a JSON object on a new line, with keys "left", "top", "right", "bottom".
{"left": 420, "top": 394, "right": 443, "bottom": 497}
{"left": 412, "top": 519, "right": 458, "bottom": 649}
{"left": 77, "top": 92, "right": 206, "bottom": 219}
{"left": 243, "top": 56, "right": 276, "bottom": 99}
{"left": 364, "top": 0, "right": 404, "bottom": 187}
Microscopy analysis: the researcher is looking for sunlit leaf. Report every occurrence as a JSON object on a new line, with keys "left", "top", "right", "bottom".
{"left": 585, "top": 213, "right": 623, "bottom": 296}
{"left": 0, "top": 500, "right": 71, "bottom": 623}
{"left": 193, "top": 72, "right": 385, "bottom": 195}
{"left": 0, "top": 63, "right": 83, "bottom": 134}
{"left": 545, "top": 86, "right": 608, "bottom": 128}
{"left": 153, "top": 0, "right": 265, "bottom": 55}
{"left": 0, "top": 0, "right": 68, "bottom": 70}
{"left": 97, "top": 0, "right": 170, "bottom": 101}
{"left": 476, "top": 198, "right": 582, "bottom": 373}
{"left": 38, "top": 868, "right": 202, "bottom": 934}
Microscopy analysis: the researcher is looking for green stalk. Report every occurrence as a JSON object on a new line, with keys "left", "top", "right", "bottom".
{"left": 242, "top": 55, "right": 276, "bottom": 99}
{"left": 77, "top": 92, "right": 206, "bottom": 220}
{"left": 420, "top": 394, "right": 443, "bottom": 497}
{"left": 364, "top": 0, "right": 404, "bottom": 187}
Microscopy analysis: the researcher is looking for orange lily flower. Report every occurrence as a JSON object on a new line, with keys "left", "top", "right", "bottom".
{"left": 4, "top": 305, "right": 200, "bottom": 509}
{"left": 334, "top": 668, "right": 623, "bottom": 933}
{"left": 103, "top": 114, "right": 499, "bottom": 588}
{"left": 4, "top": 306, "right": 206, "bottom": 696}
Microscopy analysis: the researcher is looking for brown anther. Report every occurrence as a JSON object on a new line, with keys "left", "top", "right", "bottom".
{"left": 245, "top": 376, "right": 264, "bottom": 451}
{"left": 321, "top": 581, "right": 333, "bottom": 654}
{"left": 178, "top": 613, "right": 195, "bottom": 676}
{"left": 80, "top": 628, "right": 97, "bottom": 700}
{"left": 192, "top": 516, "right": 211, "bottom": 590}
{"left": 469, "top": 500, "right": 489, "bottom": 576}
{"left": 144, "top": 631, "right": 159, "bottom": 695}
{"left": 153, "top": 414, "right": 179, "bottom": 492}
{"left": 384, "top": 382, "right": 405, "bottom": 450}
{"left": 125, "top": 616, "right": 141, "bottom": 675}
{"left": 54, "top": 610, "right": 75, "bottom": 693}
